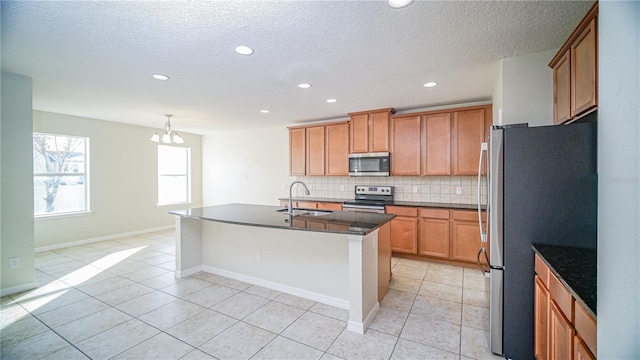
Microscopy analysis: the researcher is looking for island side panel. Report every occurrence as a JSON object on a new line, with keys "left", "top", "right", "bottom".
{"left": 347, "top": 230, "right": 380, "bottom": 334}
{"left": 201, "top": 221, "right": 350, "bottom": 307}
{"left": 174, "top": 215, "right": 203, "bottom": 278}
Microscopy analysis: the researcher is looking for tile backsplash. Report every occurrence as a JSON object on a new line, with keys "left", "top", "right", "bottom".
{"left": 293, "top": 176, "right": 487, "bottom": 205}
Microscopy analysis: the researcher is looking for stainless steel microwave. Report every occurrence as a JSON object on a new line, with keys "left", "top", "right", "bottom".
{"left": 348, "top": 152, "right": 390, "bottom": 176}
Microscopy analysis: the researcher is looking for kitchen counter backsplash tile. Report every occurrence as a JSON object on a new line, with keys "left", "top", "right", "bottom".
{"left": 291, "top": 176, "right": 487, "bottom": 205}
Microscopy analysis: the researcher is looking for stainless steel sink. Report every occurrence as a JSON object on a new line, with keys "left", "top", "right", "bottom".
{"left": 276, "top": 208, "right": 333, "bottom": 216}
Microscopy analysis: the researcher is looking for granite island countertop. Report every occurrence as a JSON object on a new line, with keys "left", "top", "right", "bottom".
{"left": 170, "top": 203, "right": 395, "bottom": 236}
{"left": 532, "top": 243, "right": 597, "bottom": 318}
{"left": 280, "top": 197, "right": 483, "bottom": 210}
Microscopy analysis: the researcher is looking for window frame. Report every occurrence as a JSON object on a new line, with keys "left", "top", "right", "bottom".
{"left": 33, "top": 132, "right": 90, "bottom": 219}
{"left": 157, "top": 144, "right": 191, "bottom": 206}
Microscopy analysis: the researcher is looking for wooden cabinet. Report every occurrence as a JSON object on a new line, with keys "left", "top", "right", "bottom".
{"left": 391, "top": 116, "right": 421, "bottom": 175}
{"left": 386, "top": 206, "right": 418, "bottom": 254}
{"left": 418, "top": 208, "right": 450, "bottom": 258}
{"left": 306, "top": 126, "right": 325, "bottom": 176}
{"left": 534, "top": 254, "right": 597, "bottom": 360}
{"left": 325, "top": 122, "right": 349, "bottom": 176}
{"left": 549, "top": 3, "right": 598, "bottom": 124}
{"left": 349, "top": 108, "right": 394, "bottom": 153}
{"left": 280, "top": 200, "right": 342, "bottom": 211}
{"left": 535, "top": 276, "right": 550, "bottom": 360}
{"left": 423, "top": 113, "right": 451, "bottom": 175}
{"left": 451, "top": 210, "right": 488, "bottom": 263}
{"left": 390, "top": 105, "right": 488, "bottom": 177}
{"left": 317, "top": 202, "right": 342, "bottom": 211}
{"left": 289, "top": 128, "right": 306, "bottom": 176}
{"left": 377, "top": 223, "right": 391, "bottom": 301}
{"left": 288, "top": 120, "right": 349, "bottom": 176}
{"left": 452, "top": 108, "right": 487, "bottom": 175}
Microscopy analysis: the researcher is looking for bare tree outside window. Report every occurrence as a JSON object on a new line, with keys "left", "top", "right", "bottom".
{"left": 33, "top": 133, "right": 88, "bottom": 216}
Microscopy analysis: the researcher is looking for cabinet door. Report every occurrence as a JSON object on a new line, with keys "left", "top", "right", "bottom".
{"left": 389, "top": 216, "right": 418, "bottom": 254}
{"left": 535, "top": 276, "right": 550, "bottom": 360}
{"left": 571, "top": 18, "right": 597, "bottom": 117}
{"left": 391, "top": 116, "right": 421, "bottom": 176}
{"left": 289, "top": 128, "right": 306, "bottom": 175}
{"left": 306, "top": 126, "right": 325, "bottom": 176}
{"left": 378, "top": 223, "right": 391, "bottom": 301}
{"left": 369, "top": 111, "right": 390, "bottom": 152}
{"left": 548, "top": 300, "right": 574, "bottom": 360}
{"left": 553, "top": 50, "right": 572, "bottom": 124}
{"left": 423, "top": 113, "right": 451, "bottom": 175}
{"left": 574, "top": 336, "right": 596, "bottom": 360}
{"left": 452, "top": 108, "right": 486, "bottom": 175}
{"left": 451, "top": 211, "right": 487, "bottom": 263}
{"left": 350, "top": 114, "right": 369, "bottom": 153}
{"left": 325, "top": 122, "right": 349, "bottom": 176}
{"left": 419, "top": 217, "right": 450, "bottom": 258}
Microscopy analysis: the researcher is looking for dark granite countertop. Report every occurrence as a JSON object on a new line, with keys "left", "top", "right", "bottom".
{"left": 170, "top": 203, "right": 395, "bottom": 236}
{"left": 279, "top": 197, "right": 482, "bottom": 210}
{"left": 532, "top": 244, "right": 597, "bottom": 318}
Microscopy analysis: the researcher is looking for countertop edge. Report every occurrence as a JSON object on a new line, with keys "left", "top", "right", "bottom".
{"left": 531, "top": 244, "right": 596, "bottom": 319}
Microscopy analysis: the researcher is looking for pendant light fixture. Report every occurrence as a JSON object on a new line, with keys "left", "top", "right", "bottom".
{"left": 150, "top": 114, "right": 184, "bottom": 144}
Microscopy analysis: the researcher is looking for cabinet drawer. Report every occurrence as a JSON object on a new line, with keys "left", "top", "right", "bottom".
{"left": 297, "top": 201, "right": 318, "bottom": 209}
{"left": 574, "top": 300, "right": 597, "bottom": 355}
{"left": 386, "top": 206, "right": 418, "bottom": 217}
{"left": 535, "top": 254, "right": 550, "bottom": 289}
{"left": 549, "top": 272, "right": 574, "bottom": 322}
{"left": 452, "top": 210, "right": 485, "bottom": 221}
{"left": 317, "top": 202, "right": 342, "bottom": 211}
{"left": 419, "top": 208, "right": 450, "bottom": 219}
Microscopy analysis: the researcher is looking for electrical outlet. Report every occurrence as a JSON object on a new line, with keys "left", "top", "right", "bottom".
{"left": 340, "top": 185, "right": 345, "bottom": 191}
{"left": 256, "top": 251, "right": 262, "bottom": 262}
{"left": 9, "top": 257, "right": 20, "bottom": 268}
{"left": 456, "top": 186, "right": 462, "bottom": 195}
{"left": 413, "top": 186, "right": 418, "bottom": 193}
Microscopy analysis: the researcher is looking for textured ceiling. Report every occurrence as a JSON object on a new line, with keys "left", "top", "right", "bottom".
{"left": 1, "top": 1, "right": 593, "bottom": 134}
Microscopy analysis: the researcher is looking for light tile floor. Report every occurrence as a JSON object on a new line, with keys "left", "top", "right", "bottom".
{"left": 1, "top": 230, "right": 504, "bottom": 360}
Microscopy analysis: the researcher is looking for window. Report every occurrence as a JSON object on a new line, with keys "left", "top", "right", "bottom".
{"left": 158, "top": 145, "right": 191, "bottom": 205}
{"left": 33, "top": 133, "right": 89, "bottom": 217}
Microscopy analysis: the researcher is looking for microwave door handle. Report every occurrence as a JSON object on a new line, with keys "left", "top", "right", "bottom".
{"left": 477, "top": 142, "right": 488, "bottom": 242}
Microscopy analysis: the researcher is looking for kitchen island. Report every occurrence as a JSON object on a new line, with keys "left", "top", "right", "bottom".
{"left": 170, "top": 203, "right": 395, "bottom": 334}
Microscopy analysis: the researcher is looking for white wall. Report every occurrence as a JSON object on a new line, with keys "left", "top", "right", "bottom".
{"left": 597, "top": 1, "right": 640, "bottom": 357}
{"left": 202, "top": 126, "right": 293, "bottom": 206}
{"left": 1, "top": 72, "right": 36, "bottom": 295}
{"left": 33, "top": 111, "right": 202, "bottom": 249}
{"left": 493, "top": 49, "right": 556, "bottom": 127}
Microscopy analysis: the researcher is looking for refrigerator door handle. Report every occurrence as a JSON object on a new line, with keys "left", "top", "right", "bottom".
{"left": 477, "top": 142, "right": 488, "bottom": 243}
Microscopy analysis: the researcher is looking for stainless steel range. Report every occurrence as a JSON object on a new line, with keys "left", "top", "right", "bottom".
{"left": 342, "top": 186, "right": 394, "bottom": 213}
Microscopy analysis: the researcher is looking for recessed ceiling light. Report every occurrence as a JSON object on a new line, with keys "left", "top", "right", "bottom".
{"left": 152, "top": 74, "right": 169, "bottom": 81}
{"left": 326, "top": 99, "right": 338, "bottom": 103}
{"left": 260, "top": 110, "right": 270, "bottom": 113}
{"left": 423, "top": 82, "right": 438, "bottom": 88}
{"left": 235, "top": 46, "right": 254, "bottom": 55}
{"left": 298, "top": 83, "right": 312, "bottom": 89}
{"left": 388, "top": 0, "right": 414, "bottom": 9}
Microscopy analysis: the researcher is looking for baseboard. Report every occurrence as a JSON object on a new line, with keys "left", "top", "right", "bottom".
{"left": 201, "top": 265, "right": 349, "bottom": 310}
{"left": 35, "top": 225, "right": 175, "bottom": 252}
{"left": 175, "top": 265, "right": 202, "bottom": 279}
{"left": 347, "top": 302, "right": 380, "bottom": 334}
{"left": 0, "top": 281, "right": 37, "bottom": 297}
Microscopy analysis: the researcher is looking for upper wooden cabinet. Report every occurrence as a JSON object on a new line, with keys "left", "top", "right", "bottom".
{"left": 391, "top": 116, "right": 421, "bottom": 176}
{"left": 423, "top": 113, "right": 451, "bottom": 175}
{"left": 289, "top": 127, "right": 306, "bottom": 176}
{"left": 452, "top": 108, "right": 488, "bottom": 175}
{"left": 349, "top": 108, "right": 395, "bottom": 153}
{"left": 325, "top": 122, "right": 349, "bottom": 176}
{"left": 390, "top": 105, "right": 489, "bottom": 177}
{"left": 306, "top": 126, "right": 325, "bottom": 176}
{"left": 289, "top": 120, "right": 349, "bottom": 176}
{"left": 549, "top": 3, "right": 598, "bottom": 124}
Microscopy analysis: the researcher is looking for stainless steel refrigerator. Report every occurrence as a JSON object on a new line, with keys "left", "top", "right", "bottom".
{"left": 476, "top": 120, "right": 597, "bottom": 360}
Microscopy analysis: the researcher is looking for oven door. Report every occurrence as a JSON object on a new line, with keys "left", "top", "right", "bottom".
{"left": 342, "top": 204, "right": 386, "bottom": 213}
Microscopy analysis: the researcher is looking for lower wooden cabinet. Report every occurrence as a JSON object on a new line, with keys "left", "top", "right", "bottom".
{"left": 418, "top": 208, "right": 450, "bottom": 258}
{"left": 535, "top": 254, "right": 597, "bottom": 360}
{"left": 279, "top": 201, "right": 342, "bottom": 211}
{"left": 386, "top": 206, "right": 419, "bottom": 254}
{"left": 451, "top": 210, "right": 487, "bottom": 263}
